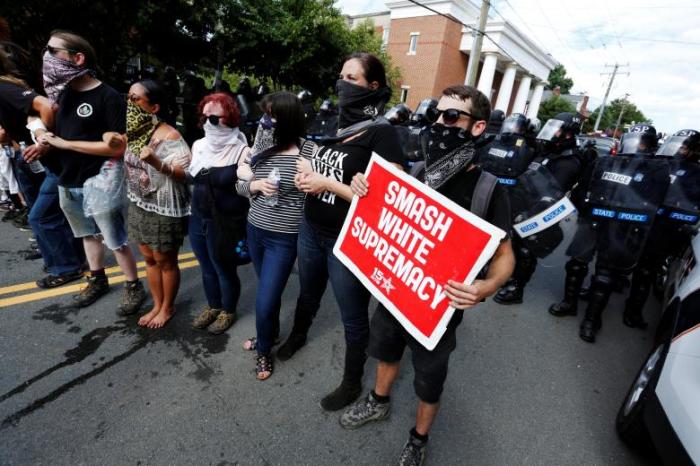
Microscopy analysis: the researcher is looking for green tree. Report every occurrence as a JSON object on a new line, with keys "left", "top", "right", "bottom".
{"left": 582, "top": 98, "right": 650, "bottom": 134}
{"left": 546, "top": 64, "right": 574, "bottom": 94}
{"left": 537, "top": 95, "right": 576, "bottom": 123}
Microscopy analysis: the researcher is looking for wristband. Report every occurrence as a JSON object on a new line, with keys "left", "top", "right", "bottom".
{"left": 26, "top": 119, "right": 48, "bottom": 144}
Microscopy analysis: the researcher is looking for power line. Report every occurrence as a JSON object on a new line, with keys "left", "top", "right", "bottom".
{"left": 494, "top": 0, "right": 552, "bottom": 57}
{"left": 530, "top": 0, "right": 584, "bottom": 73}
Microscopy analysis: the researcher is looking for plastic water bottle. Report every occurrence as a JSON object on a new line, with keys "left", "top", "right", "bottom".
{"left": 263, "top": 167, "right": 281, "bottom": 207}
{"left": 19, "top": 141, "right": 45, "bottom": 174}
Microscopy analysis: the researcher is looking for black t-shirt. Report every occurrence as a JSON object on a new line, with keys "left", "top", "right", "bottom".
{"left": 51, "top": 83, "right": 126, "bottom": 187}
{"left": 0, "top": 81, "right": 37, "bottom": 144}
{"left": 423, "top": 166, "right": 512, "bottom": 237}
{"left": 302, "top": 124, "right": 404, "bottom": 235}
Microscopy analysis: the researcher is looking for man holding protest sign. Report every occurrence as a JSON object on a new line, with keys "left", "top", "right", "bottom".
{"left": 340, "top": 85, "right": 514, "bottom": 466}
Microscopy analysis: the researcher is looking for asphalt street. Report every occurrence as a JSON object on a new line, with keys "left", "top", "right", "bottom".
{"left": 0, "top": 214, "right": 660, "bottom": 466}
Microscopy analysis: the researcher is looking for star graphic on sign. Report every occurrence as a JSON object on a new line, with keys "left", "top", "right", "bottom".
{"left": 380, "top": 277, "right": 395, "bottom": 295}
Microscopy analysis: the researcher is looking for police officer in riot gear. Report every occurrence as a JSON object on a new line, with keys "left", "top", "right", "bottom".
{"left": 495, "top": 112, "right": 585, "bottom": 304}
{"left": 549, "top": 124, "right": 670, "bottom": 342}
{"left": 478, "top": 113, "right": 534, "bottom": 184}
{"left": 306, "top": 99, "right": 338, "bottom": 142}
{"left": 484, "top": 109, "right": 506, "bottom": 139}
{"left": 622, "top": 130, "right": 700, "bottom": 328}
{"left": 384, "top": 103, "right": 411, "bottom": 126}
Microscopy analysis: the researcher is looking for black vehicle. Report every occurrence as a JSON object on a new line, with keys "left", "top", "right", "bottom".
{"left": 576, "top": 135, "right": 618, "bottom": 157}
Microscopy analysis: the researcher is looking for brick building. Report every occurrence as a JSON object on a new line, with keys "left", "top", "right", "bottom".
{"left": 347, "top": 0, "right": 558, "bottom": 120}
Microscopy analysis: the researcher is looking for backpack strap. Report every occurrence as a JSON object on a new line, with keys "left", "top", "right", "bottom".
{"left": 470, "top": 171, "right": 498, "bottom": 219}
{"left": 409, "top": 160, "right": 425, "bottom": 179}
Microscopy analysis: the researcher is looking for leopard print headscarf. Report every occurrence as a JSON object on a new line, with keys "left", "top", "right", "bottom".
{"left": 126, "top": 101, "right": 159, "bottom": 157}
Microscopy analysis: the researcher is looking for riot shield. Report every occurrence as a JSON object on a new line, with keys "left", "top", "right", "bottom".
{"left": 585, "top": 156, "right": 670, "bottom": 270}
{"left": 510, "top": 162, "right": 577, "bottom": 257}
{"left": 660, "top": 159, "right": 700, "bottom": 224}
{"left": 479, "top": 136, "right": 534, "bottom": 183}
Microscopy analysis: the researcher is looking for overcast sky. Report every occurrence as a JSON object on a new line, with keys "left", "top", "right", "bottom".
{"left": 335, "top": 0, "right": 699, "bottom": 133}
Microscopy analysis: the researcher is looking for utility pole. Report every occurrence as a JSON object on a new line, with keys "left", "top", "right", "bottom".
{"left": 465, "top": 0, "right": 491, "bottom": 87}
{"left": 613, "top": 93, "right": 630, "bottom": 138}
{"left": 593, "top": 63, "right": 629, "bottom": 132}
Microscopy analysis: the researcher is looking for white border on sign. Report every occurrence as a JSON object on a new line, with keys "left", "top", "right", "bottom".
{"left": 333, "top": 154, "right": 506, "bottom": 350}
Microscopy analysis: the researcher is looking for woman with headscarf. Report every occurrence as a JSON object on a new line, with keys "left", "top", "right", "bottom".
{"left": 188, "top": 93, "right": 250, "bottom": 335}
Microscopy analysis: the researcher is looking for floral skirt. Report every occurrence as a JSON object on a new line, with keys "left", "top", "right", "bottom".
{"left": 127, "top": 203, "right": 188, "bottom": 253}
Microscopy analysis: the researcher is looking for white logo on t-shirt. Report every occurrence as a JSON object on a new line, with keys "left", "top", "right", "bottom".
{"left": 76, "top": 103, "right": 93, "bottom": 118}
{"left": 22, "top": 90, "right": 33, "bottom": 96}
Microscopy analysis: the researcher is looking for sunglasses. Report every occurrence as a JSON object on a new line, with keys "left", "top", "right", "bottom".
{"left": 43, "top": 45, "right": 77, "bottom": 56}
{"left": 205, "top": 115, "right": 221, "bottom": 126}
{"left": 432, "top": 108, "right": 476, "bottom": 125}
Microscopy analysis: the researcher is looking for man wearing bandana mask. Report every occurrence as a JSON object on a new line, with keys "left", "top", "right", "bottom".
{"left": 344, "top": 85, "right": 514, "bottom": 466}
{"left": 34, "top": 31, "right": 144, "bottom": 313}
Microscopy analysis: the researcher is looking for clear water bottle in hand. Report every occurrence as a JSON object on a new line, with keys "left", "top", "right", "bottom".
{"left": 263, "top": 167, "right": 281, "bottom": 206}
{"left": 19, "top": 141, "right": 45, "bottom": 174}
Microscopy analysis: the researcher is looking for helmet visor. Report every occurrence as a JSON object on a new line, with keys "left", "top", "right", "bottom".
{"left": 656, "top": 136, "right": 685, "bottom": 156}
{"left": 619, "top": 134, "right": 643, "bottom": 155}
{"left": 536, "top": 119, "right": 565, "bottom": 141}
{"left": 501, "top": 116, "right": 525, "bottom": 136}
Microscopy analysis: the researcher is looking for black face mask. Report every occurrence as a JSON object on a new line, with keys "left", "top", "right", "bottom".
{"left": 335, "top": 79, "right": 391, "bottom": 129}
{"left": 426, "top": 123, "right": 474, "bottom": 166}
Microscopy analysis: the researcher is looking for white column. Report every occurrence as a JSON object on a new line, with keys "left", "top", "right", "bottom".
{"left": 494, "top": 62, "right": 517, "bottom": 112}
{"left": 476, "top": 53, "right": 498, "bottom": 99}
{"left": 526, "top": 81, "right": 546, "bottom": 120}
{"left": 512, "top": 74, "right": 532, "bottom": 114}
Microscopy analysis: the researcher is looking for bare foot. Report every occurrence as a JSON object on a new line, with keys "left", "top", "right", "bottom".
{"left": 138, "top": 306, "right": 160, "bottom": 327}
{"left": 148, "top": 307, "right": 174, "bottom": 329}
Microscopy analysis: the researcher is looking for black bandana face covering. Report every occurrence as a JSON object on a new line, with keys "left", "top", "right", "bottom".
{"left": 426, "top": 123, "right": 472, "bottom": 166}
{"left": 335, "top": 79, "right": 391, "bottom": 129}
{"left": 424, "top": 123, "right": 477, "bottom": 189}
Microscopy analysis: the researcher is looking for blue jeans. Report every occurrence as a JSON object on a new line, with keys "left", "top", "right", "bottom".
{"left": 28, "top": 171, "right": 85, "bottom": 275}
{"left": 189, "top": 213, "right": 241, "bottom": 313}
{"left": 246, "top": 222, "right": 298, "bottom": 355}
{"left": 296, "top": 218, "right": 371, "bottom": 348}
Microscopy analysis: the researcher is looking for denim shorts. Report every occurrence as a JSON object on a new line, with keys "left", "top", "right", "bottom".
{"left": 58, "top": 186, "right": 128, "bottom": 250}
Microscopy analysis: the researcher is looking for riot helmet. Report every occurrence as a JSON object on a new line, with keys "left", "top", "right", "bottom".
{"left": 485, "top": 109, "right": 506, "bottom": 135}
{"left": 656, "top": 129, "right": 699, "bottom": 159}
{"left": 619, "top": 124, "right": 658, "bottom": 156}
{"left": 501, "top": 113, "right": 529, "bottom": 136}
{"left": 410, "top": 98, "right": 438, "bottom": 125}
{"left": 319, "top": 99, "right": 336, "bottom": 114}
{"left": 679, "top": 132, "right": 700, "bottom": 162}
{"left": 297, "top": 90, "right": 313, "bottom": 103}
{"left": 536, "top": 112, "right": 582, "bottom": 151}
{"left": 384, "top": 103, "right": 411, "bottom": 125}
{"left": 528, "top": 117, "right": 541, "bottom": 135}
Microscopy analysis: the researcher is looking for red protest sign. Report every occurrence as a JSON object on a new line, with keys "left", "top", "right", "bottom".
{"left": 333, "top": 155, "right": 506, "bottom": 350}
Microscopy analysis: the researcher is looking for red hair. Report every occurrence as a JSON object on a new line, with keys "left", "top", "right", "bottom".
{"left": 197, "top": 92, "right": 241, "bottom": 128}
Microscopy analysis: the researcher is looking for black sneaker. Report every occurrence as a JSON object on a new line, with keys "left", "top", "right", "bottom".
{"left": 73, "top": 275, "right": 110, "bottom": 307}
{"left": 339, "top": 392, "right": 390, "bottom": 429}
{"left": 398, "top": 433, "right": 427, "bottom": 466}
{"left": 11, "top": 209, "right": 29, "bottom": 230}
{"left": 2, "top": 208, "right": 21, "bottom": 222}
{"left": 117, "top": 280, "right": 147, "bottom": 316}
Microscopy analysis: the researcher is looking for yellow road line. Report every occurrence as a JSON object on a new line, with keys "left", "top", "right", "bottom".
{"left": 0, "top": 252, "right": 196, "bottom": 297}
{"left": 0, "top": 259, "right": 199, "bottom": 308}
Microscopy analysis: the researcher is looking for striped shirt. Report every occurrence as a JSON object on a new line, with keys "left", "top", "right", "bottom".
{"left": 237, "top": 153, "right": 305, "bottom": 234}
